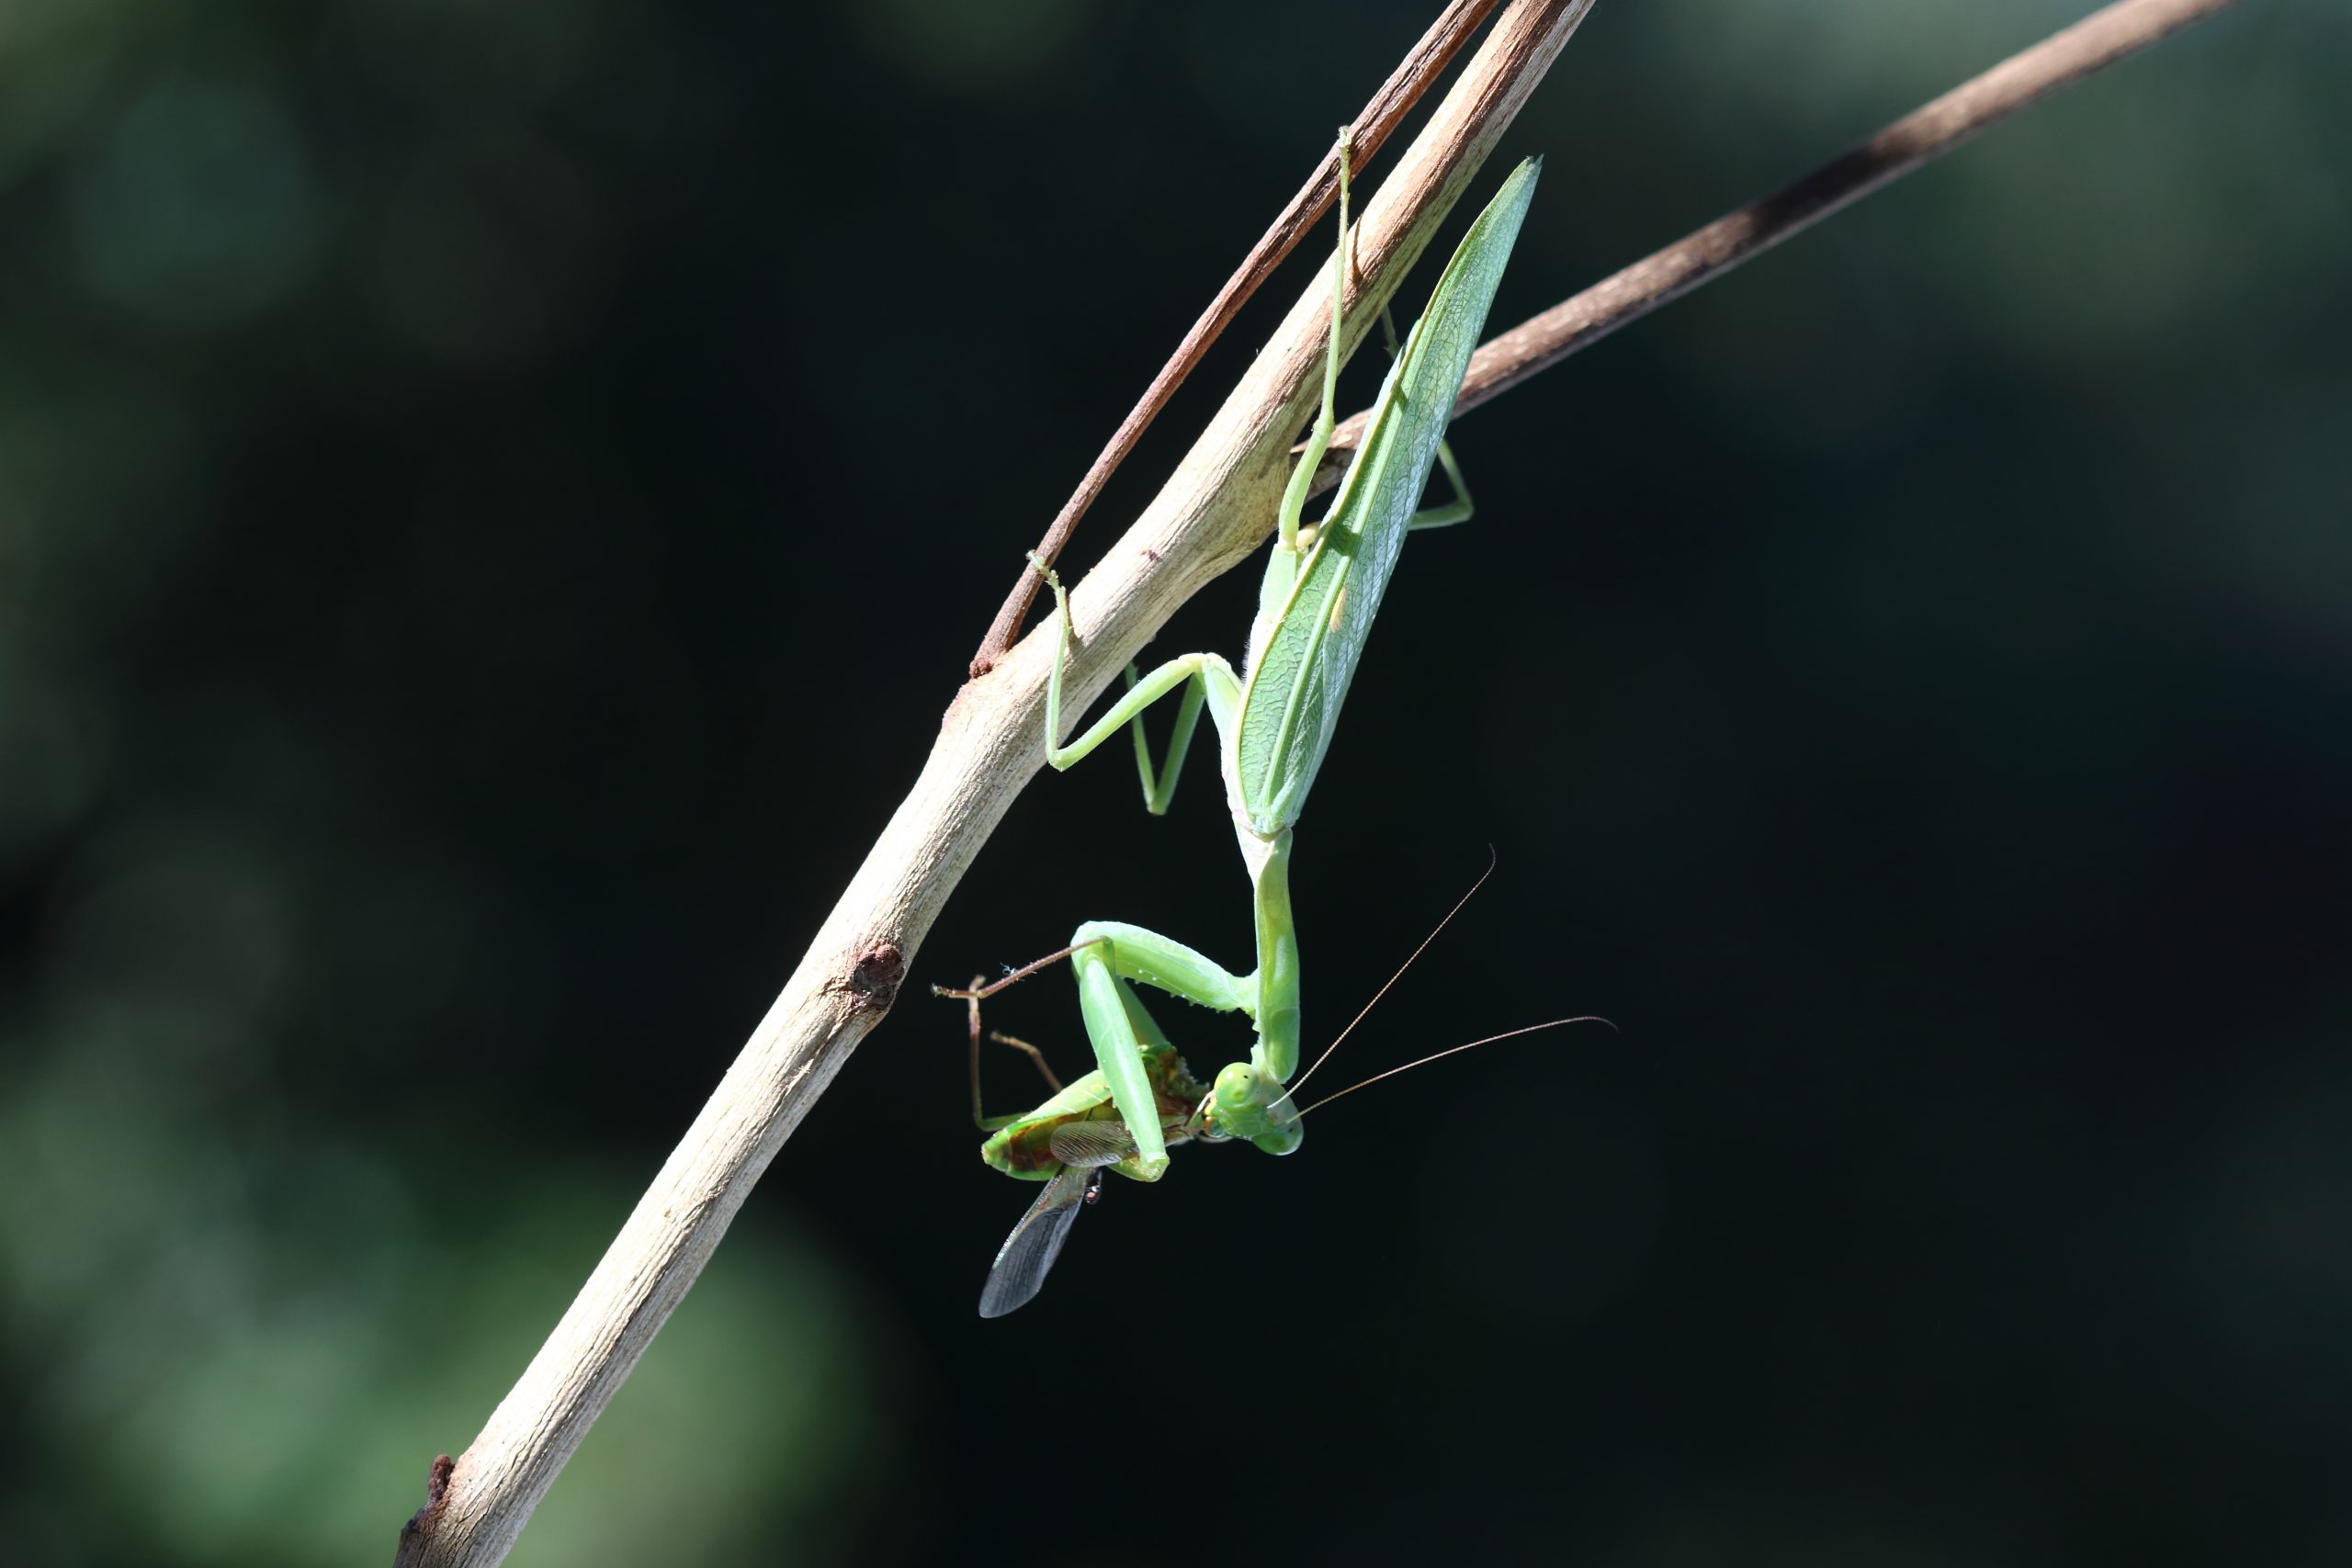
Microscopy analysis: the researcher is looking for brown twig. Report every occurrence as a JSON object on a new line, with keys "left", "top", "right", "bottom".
{"left": 1309, "top": 0, "right": 2249, "bottom": 489}
{"left": 966, "top": 0, "right": 1504, "bottom": 678}
{"left": 390, "top": 5, "right": 1594, "bottom": 1564}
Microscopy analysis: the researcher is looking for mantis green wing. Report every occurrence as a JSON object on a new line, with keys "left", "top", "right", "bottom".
{"left": 1236, "top": 158, "right": 1542, "bottom": 832}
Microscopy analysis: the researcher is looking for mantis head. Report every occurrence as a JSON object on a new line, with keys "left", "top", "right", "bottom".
{"left": 1206, "top": 1059, "right": 1303, "bottom": 1156}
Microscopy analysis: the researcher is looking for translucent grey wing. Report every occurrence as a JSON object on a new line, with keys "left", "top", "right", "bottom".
{"left": 978, "top": 1168, "right": 1090, "bottom": 1319}
{"left": 1048, "top": 1118, "right": 1140, "bottom": 1169}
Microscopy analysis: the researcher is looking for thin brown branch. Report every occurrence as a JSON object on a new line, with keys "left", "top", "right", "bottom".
{"left": 390, "top": 5, "right": 1595, "bottom": 1564}
{"left": 966, "top": 0, "right": 1504, "bottom": 678}
{"left": 1312, "top": 0, "right": 2248, "bottom": 487}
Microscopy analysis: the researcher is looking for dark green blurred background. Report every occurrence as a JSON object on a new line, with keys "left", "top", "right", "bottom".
{"left": 4, "top": 1, "right": 2347, "bottom": 1562}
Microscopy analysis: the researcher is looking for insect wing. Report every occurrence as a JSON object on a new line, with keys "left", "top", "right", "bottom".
{"left": 978, "top": 1167, "right": 1091, "bottom": 1319}
{"left": 1237, "top": 158, "right": 1542, "bottom": 828}
{"left": 1047, "top": 1118, "right": 1140, "bottom": 1168}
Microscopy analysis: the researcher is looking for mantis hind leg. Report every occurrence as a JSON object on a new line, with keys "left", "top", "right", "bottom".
{"left": 1069, "top": 920, "right": 1254, "bottom": 1179}
{"left": 1369, "top": 301, "right": 1473, "bottom": 533}
{"left": 1406, "top": 437, "right": 1473, "bottom": 531}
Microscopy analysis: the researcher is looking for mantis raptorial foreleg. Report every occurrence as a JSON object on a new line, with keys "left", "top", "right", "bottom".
{"left": 1067, "top": 918, "right": 1257, "bottom": 1175}
{"left": 954, "top": 898, "right": 1264, "bottom": 1177}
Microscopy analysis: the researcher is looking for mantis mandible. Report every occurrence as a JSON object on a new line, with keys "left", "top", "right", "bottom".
{"left": 957, "top": 142, "right": 1542, "bottom": 1315}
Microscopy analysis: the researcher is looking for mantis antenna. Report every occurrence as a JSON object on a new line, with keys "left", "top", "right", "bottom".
{"left": 1289, "top": 1016, "right": 1618, "bottom": 1122}
{"left": 1286, "top": 848, "right": 1499, "bottom": 1100}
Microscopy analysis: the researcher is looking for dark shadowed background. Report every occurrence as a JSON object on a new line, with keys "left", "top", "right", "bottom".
{"left": 3, "top": 2, "right": 2347, "bottom": 1563}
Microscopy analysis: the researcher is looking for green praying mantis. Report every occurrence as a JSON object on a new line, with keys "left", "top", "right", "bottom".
{"left": 948, "top": 144, "right": 1544, "bottom": 1317}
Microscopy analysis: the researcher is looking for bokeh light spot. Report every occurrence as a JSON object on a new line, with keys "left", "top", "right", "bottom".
{"left": 849, "top": 0, "right": 1089, "bottom": 94}
{"left": 70, "top": 75, "right": 320, "bottom": 328}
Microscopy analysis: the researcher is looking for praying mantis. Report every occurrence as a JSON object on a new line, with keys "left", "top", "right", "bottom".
{"left": 952, "top": 143, "right": 1542, "bottom": 1317}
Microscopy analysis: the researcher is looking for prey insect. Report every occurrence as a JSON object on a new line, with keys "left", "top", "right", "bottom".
{"left": 956, "top": 974, "right": 1210, "bottom": 1319}
{"left": 947, "top": 140, "right": 1543, "bottom": 1316}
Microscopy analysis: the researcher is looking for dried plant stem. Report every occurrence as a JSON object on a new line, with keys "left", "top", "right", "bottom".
{"left": 967, "top": 0, "right": 1504, "bottom": 678}
{"left": 390, "top": 4, "right": 1596, "bottom": 1564}
{"left": 1311, "top": 0, "right": 2248, "bottom": 481}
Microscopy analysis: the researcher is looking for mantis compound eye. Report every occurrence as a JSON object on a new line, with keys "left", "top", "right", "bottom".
{"left": 1213, "top": 1061, "right": 1261, "bottom": 1108}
